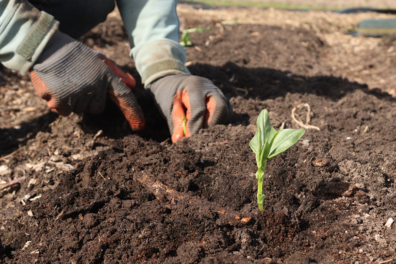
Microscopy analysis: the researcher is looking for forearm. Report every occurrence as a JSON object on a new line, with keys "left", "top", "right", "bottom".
{"left": 117, "top": 0, "right": 189, "bottom": 85}
{"left": 0, "top": 0, "right": 58, "bottom": 75}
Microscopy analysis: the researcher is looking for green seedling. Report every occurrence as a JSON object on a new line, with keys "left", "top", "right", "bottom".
{"left": 180, "top": 27, "right": 206, "bottom": 47}
{"left": 250, "top": 109, "right": 305, "bottom": 211}
{"left": 182, "top": 115, "right": 187, "bottom": 136}
{"left": 180, "top": 31, "right": 193, "bottom": 47}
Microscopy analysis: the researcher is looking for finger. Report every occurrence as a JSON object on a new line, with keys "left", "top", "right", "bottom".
{"left": 100, "top": 56, "right": 136, "bottom": 89}
{"left": 203, "top": 95, "right": 216, "bottom": 128}
{"left": 30, "top": 71, "right": 65, "bottom": 115}
{"left": 172, "top": 90, "right": 194, "bottom": 143}
{"left": 109, "top": 78, "right": 145, "bottom": 132}
{"left": 203, "top": 89, "right": 233, "bottom": 127}
{"left": 171, "top": 94, "right": 186, "bottom": 143}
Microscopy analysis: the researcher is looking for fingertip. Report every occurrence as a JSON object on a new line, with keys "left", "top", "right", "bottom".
{"left": 203, "top": 95, "right": 216, "bottom": 128}
{"left": 172, "top": 129, "right": 185, "bottom": 143}
{"left": 107, "top": 89, "right": 145, "bottom": 131}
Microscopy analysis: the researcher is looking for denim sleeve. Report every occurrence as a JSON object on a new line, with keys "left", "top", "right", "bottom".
{"left": 117, "top": 0, "right": 189, "bottom": 85}
{"left": 0, "top": 0, "right": 58, "bottom": 75}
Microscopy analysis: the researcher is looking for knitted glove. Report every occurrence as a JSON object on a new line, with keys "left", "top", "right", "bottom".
{"left": 147, "top": 74, "right": 233, "bottom": 142}
{"left": 30, "top": 30, "right": 145, "bottom": 131}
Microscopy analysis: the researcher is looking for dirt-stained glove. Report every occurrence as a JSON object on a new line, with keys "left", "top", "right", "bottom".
{"left": 30, "top": 30, "right": 145, "bottom": 131}
{"left": 147, "top": 74, "right": 233, "bottom": 143}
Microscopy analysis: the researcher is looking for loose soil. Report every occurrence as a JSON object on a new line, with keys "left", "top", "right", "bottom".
{"left": 1, "top": 5, "right": 396, "bottom": 264}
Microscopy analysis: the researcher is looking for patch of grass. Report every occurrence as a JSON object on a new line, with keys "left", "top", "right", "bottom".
{"left": 182, "top": 0, "right": 342, "bottom": 11}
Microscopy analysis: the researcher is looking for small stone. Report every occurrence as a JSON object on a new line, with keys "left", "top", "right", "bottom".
{"left": 302, "top": 139, "right": 310, "bottom": 147}
{"left": 355, "top": 183, "right": 365, "bottom": 189}
{"left": 312, "top": 158, "right": 329, "bottom": 167}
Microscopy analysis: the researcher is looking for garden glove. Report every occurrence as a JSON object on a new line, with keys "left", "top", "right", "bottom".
{"left": 30, "top": 30, "right": 145, "bottom": 131}
{"left": 147, "top": 74, "right": 233, "bottom": 143}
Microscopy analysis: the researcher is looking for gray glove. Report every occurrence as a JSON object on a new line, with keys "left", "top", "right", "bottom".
{"left": 147, "top": 74, "right": 233, "bottom": 142}
{"left": 30, "top": 30, "right": 145, "bottom": 131}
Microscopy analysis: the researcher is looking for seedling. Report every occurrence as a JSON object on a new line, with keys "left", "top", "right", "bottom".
{"left": 180, "top": 31, "right": 193, "bottom": 47}
{"left": 182, "top": 115, "right": 187, "bottom": 136}
{"left": 250, "top": 109, "right": 305, "bottom": 211}
{"left": 180, "top": 27, "right": 206, "bottom": 47}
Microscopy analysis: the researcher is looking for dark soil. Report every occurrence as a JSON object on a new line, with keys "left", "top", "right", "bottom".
{"left": 1, "top": 11, "right": 396, "bottom": 264}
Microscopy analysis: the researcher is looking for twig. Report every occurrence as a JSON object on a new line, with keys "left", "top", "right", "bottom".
{"left": 0, "top": 148, "right": 21, "bottom": 161}
{"left": 291, "top": 103, "right": 320, "bottom": 131}
{"left": 136, "top": 171, "right": 251, "bottom": 225}
{"left": 98, "top": 172, "right": 106, "bottom": 181}
{"left": 0, "top": 176, "right": 26, "bottom": 190}
{"left": 379, "top": 259, "right": 394, "bottom": 264}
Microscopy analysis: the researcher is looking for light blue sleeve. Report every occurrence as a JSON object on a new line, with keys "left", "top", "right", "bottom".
{"left": 0, "top": 0, "right": 58, "bottom": 75}
{"left": 117, "top": 0, "right": 189, "bottom": 85}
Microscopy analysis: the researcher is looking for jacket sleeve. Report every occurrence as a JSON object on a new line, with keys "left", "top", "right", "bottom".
{"left": 0, "top": 0, "right": 58, "bottom": 75}
{"left": 117, "top": 0, "right": 189, "bottom": 85}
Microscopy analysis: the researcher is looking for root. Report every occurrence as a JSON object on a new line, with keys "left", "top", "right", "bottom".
{"left": 291, "top": 103, "right": 320, "bottom": 131}
{"left": 136, "top": 171, "right": 251, "bottom": 225}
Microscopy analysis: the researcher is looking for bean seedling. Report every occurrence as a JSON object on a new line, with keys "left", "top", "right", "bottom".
{"left": 250, "top": 109, "right": 305, "bottom": 211}
{"left": 180, "top": 27, "right": 206, "bottom": 47}
{"left": 182, "top": 115, "right": 187, "bottom": 136}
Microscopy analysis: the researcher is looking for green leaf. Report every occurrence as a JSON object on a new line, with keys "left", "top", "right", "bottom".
{"left": 256, "top": 127, "right": 262, "bottom": 166}
{"left": 256, "top": 110, "right": 276, "bottom": 159}
{"left": 249, "top": 132, "right": 259, "bottom": 154}
{"left": 267, "top": 128, "right": 305, "bottom": 159}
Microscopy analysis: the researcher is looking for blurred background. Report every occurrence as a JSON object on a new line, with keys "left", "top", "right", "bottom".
{"left": 182, "top": 0, "right": 396, "bottom": 10}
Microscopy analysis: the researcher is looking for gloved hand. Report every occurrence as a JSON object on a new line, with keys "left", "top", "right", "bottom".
{"left": 30, "top": 30, "right": 145, "bottom": 131}
{"left": 147, "top": 74, "right": 233, "bottom": 143}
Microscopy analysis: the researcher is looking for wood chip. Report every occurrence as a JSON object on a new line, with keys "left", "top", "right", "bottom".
{"left": 385, "top": 218, "right": 394, "bottom": 228}
{"left": 22, "top": 241, "right": 31, "bottom": 250}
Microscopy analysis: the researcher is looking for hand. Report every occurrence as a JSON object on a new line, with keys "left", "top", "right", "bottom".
{"left": 30, "top": 31, "right": 145, "bottom": 131}
{"left": 147, "top": 74, "right": 233, "bottom": 142}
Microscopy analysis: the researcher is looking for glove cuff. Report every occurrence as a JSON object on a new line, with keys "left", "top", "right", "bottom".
{"left": 34, "top": 30, "right": 76, "bottom": 65}
{"left": 131, "top": 39, "right": 190, "bottom": 86}
{"left": 2, "top": 6, "right": 59, "bottom": 75}
{"left": 142, "top": 58, "right": 188, "bottom": 86}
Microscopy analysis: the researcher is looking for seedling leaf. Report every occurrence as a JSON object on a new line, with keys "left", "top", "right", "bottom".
{"left": 256, "top": 109, "right": 274, "bottom": 147}
{"left": 249, "top": 132, "right": 259, "bottom": 154}
{"left": 268, "top": 128, "right": 305, "bottom": 159}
